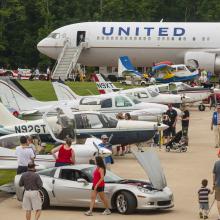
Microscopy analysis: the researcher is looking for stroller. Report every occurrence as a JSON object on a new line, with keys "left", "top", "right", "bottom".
{"left": 165, "top": 130, "right": 188, "bottom": 152}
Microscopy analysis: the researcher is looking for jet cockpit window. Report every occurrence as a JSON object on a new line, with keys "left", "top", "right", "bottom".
{"left": 148, "top": 89, "right": 159, "bottom": 97}
{"left": 115, "top": 96, "right": 132, "bottom": 107}
{"left": 48, "top": 33, "right": 60, "bottom": 39}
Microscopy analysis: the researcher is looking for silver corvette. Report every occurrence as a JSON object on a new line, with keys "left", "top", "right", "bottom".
{"left": 14, "top": 150, "right": 174, "bottom": 214}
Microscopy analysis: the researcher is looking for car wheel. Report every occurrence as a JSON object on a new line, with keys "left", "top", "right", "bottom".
{"left": 115, "top": 191, "right": 136, "bottom": 214}
{"left": 198, "top": 104, "right": 205, "bottom": 111}
{"left": 39, "top": 188, "right": 50, "bottom": 209}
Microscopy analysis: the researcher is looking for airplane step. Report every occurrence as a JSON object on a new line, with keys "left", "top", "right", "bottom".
{"left": 52, "top": 42, "right": 85, "bottom": 80}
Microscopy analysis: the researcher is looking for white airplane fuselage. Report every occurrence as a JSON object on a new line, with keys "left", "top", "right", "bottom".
{"left": 37, "top": 22, "right": 220, "bottom": 73}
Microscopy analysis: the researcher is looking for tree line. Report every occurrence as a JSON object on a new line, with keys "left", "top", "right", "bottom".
{"left": 1, "top": 0, "right": 220, "bottom": 70}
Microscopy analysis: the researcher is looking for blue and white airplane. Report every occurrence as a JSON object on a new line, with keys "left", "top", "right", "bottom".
{"left": 37, "top": 22, "right": 220, "bottom": 73}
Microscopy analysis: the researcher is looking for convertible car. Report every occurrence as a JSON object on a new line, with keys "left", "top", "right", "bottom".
{"left": 14, "top": 150, "right": 174, "bottom": 214}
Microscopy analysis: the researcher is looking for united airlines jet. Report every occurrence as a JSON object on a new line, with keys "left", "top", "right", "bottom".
{"left": 37, "top": 22, "right": 220, "bottom": 73}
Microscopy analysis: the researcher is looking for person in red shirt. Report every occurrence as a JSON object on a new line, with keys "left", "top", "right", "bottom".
{"left": 85, "top": 156, "right": 111, "bottom": 216}
{"left": 51, "top": 138, "right": 75, "bottom": 167}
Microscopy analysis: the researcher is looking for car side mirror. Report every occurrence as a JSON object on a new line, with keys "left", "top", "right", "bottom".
{"left": 77, "top": 178, "right": 89, "bottom": 186}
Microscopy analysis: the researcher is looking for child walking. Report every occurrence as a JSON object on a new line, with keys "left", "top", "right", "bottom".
{"left": 198, "top": 179, "right": 213, "bottom": 219}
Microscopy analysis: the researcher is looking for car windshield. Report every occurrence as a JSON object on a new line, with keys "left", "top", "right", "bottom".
{"left": 147, "top": 89, "right": 159, "bottom": 97}
{"left": 37, "top": 168, "right": 57, "bottom": 177}
{"left": 82, "top": 167, "right": 123, "bottom": 183}
{"left": 126, "top": 94, "right": 141, "bottom": 104}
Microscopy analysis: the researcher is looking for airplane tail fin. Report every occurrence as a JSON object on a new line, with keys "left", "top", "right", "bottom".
{"left": 52, "top": 82, "right": 79, "bottom": 101}
{"left": 118, "top": 56, "right": 142, "bottom": 78}
{"left": 93, "top": 74, "right": 119, "bottom": 94}
{"left": 0, "top": 80, "right": 40, "bottom": 112}
{"left": 0, "top": 102, "right": 23, "bottom": 126}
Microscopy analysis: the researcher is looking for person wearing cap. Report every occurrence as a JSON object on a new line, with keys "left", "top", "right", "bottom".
{"left": 19, "top": 163, "right": 43, "bottom": 220}
{"left": 211, "top": 106, "right": 220, "bottom": 148}
{"left": 98, "top": 135, "right": 113, "bottom": 170}
{"left": 165, "top": 104, "right": 178, "bottom": 143}
{"left": 213, "top": 150, "right": 220, "bottom": 220}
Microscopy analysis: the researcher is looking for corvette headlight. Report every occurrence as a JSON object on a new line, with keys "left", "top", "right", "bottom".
{"left": 137, "top": 186, "right": 152, "bottom": 194}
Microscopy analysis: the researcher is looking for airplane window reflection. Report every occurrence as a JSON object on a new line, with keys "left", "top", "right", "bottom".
{"left": 115, "top": 96, "right": 132, "bottom": 107}
{"left": 148, "top": 89, "right": 159, "bottom": 97}
{"left": 56, "top": 110, "right": 75, "bottom": 140}
{"left": 158, "top": 86, "right": 169, "bottom": 93}
{"left": 126, "top": 95, "right": 141, "bottom": 104}
{"left": 101, "top": 98, "right": 112, "bottom": 108}
{"left": 75, "top": 114, "right": 103, "bottom": 129}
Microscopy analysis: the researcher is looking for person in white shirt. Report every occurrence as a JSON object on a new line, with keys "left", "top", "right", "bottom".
{"left": 15, "top": 136, "right": 35, "bottom": 174}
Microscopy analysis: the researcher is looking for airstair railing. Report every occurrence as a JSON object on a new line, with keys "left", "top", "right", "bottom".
{"left": 51, "top": 39, "right": 70, "bottom": 79}
{"left": 65, "top": 42, "right": 86, "bottom": 79}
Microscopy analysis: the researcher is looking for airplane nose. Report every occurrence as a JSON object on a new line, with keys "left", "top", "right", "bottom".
{"left": 37, "top": 39, "right": 49, "bottom": 55}
{"left": 37, "top": 38, "right": 61, "bottom": 59}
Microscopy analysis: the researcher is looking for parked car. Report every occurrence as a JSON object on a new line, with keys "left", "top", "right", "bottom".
{"left": 15, "top": 151, "right": 174, "bottom": 214}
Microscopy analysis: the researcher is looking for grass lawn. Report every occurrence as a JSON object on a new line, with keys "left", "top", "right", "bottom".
{"left": 0, "top": 170, "right": 16, "bottom": 186}
{"left": 19, "top": 81, "right": 140, "bottom": 101}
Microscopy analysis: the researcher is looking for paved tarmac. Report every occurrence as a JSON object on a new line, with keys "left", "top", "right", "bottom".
{"left": 0, "top": 108, "right": 219, "bottom": 220}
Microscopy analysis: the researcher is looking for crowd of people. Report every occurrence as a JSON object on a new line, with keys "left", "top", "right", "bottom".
{"left": 15, "top": 103, "right": 220, "bottom": 220}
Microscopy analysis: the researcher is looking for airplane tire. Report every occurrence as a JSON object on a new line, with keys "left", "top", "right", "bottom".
{"left": 198, "top": 104, "right": 205, "bottom": 111}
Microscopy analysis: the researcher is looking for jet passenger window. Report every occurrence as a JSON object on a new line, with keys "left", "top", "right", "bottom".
{"left": 115, "top": 96, "right": 132, "bottom": 107}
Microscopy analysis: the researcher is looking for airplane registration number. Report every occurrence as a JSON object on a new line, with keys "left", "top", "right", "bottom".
{"left": 15, "top": 125, "right": 46, "bottom": 133}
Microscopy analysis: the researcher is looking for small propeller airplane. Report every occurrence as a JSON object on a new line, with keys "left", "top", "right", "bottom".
{"left": 0, "top": 132, "right": 111, "bottom": 170}
{"left": 0, "top": 102, "right": 168, "bottom": 145}
{"left": 93, "top": 73, "right": 192, "bottom": 105}
{"left": 52, "top": 81, "right": 182, "bottom": 119}
{"left": 0, "top": 78, "right": 178, "bottom": 120}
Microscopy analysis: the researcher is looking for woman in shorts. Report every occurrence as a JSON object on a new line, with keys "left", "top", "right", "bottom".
{"left": 85, "top": 156, "right": 111, "bottom": 216}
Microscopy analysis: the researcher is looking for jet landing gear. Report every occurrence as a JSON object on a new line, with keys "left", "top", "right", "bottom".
{"left": 198, "top": 104, "right": 206, "bottom": 111}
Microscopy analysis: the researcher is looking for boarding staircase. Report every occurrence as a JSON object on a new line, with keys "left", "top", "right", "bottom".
{"left": 52, "top": 40, "right": 87, "bottom": 81}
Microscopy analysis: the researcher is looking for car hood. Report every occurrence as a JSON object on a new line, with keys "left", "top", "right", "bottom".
{"left": 132, "top": 149, "right": 167, "bottom": 190}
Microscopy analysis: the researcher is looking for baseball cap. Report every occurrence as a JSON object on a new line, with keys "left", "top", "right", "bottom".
{"left": 101, "top": 134, "right": 108, "bottom": 139}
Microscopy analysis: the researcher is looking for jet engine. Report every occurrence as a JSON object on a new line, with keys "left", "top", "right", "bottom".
{"left": 184, "top": 52, "right": 220, "bottom": 73}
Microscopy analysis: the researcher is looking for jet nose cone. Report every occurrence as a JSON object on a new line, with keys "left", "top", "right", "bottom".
{"left": 37, "top": 39, "right": 48, "bottom": 55}
{"left": 37, "top": 38, "right": 61, "bottom": 59}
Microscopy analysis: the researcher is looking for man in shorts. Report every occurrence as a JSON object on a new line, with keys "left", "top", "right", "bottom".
{"left": 213, "top": 150, "right": 220, "bottom": 220}
{"left": 19, "top": 163, "right": 43, "bottom": 220}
